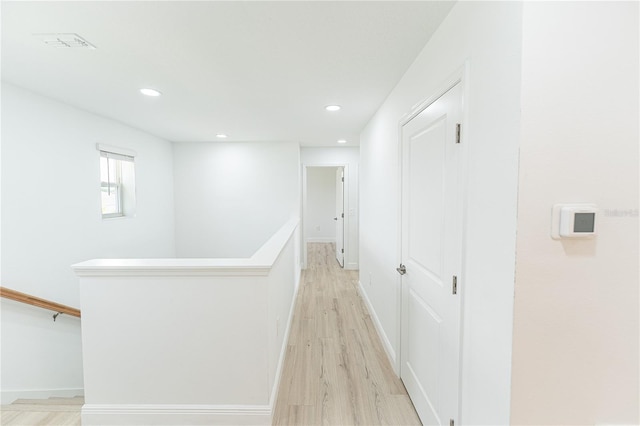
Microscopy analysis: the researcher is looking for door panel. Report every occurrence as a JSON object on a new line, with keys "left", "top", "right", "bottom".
{"left": 409, "top": 117, "right": 446, "bottom": 276}
{"left": 400, "top": 82, "right": 463, "bottom": 426}
{"left": 407, "top": 288, "right": 441, "bottom": 405}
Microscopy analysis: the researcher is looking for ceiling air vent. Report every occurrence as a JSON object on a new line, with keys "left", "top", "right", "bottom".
{"left": 36, "top": 33, "right": 96, "bottom": 49}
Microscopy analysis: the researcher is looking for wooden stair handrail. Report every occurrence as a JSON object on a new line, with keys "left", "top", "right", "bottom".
{"left": 0, "top": 286, "right": 81, "bottom": 318}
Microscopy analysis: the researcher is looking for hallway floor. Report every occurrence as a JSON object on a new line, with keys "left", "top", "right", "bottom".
{"left": 1, "top": 396, "right": 82, "bottom": 426}
{"left": 273, "top": 243, "right": 421, "bottom": 425}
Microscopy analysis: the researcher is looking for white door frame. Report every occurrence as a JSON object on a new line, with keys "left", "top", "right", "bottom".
{"left": 335, "top": 167, "right": 345, "bottom": 267}
{"left": 396, "top": 64, "right": 470, "bottom": 419}
{"left": 301, "top": 163, "right": 351, "bottom": 270}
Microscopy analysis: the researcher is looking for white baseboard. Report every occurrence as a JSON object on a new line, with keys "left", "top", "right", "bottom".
{"left": 345, "top": 262, "right": 359, "bottom": 270}
{"left": 82, "top": 404, "right": 270, "bottom": 425}
{"left": 1, "top": 388, "right": 84, "bottom": 405}
{"left": 295, "top": 263, "right": 302, "bottom": 290}
{"left": 357, "top": 281, "right": 397, "bottom": 367}
{"left": 305, "top": 237, "right": 335, "bottom": 243}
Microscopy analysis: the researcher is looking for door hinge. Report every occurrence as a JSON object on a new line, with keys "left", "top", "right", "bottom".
{"left": 450, "top": 419, "right": 455, "bottom": 426}
{"left": 341, "top": 212, "right": 344, "bottom": 218}
{"left": 452, "top": 275, "right": 458, "bottom": 295}
{"left": 341, "top": 248, "right": 344, "bottom": 254}
{"left": 341, "top": 176, "right": 344, "bottom": 182}
{"left": 456, "top": 123, "right": 461, "bottom": 144}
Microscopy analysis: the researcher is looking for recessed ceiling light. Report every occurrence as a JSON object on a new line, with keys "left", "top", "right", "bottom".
{"left": 216, "top": 134, "right": 228, "bottom": 139}
{"left": 325, "top": 105, "right": 341, "bottom": 112}
{"left": 140, "top": 88, "right": 161, "bottom": 97}
{"left": 337, "top": 139, "right": 347, "bottom": 144}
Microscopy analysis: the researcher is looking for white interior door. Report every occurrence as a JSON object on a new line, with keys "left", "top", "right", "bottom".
{"left": 400, "top": 83, "right": 463, "bottom": 425}
{"left": 335, "top": 167, "right": 344, "bottom": 267}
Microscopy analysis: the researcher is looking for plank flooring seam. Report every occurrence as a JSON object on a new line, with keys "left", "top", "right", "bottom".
{"left": 273, "top": 243, "right": 420, "bottom": 426}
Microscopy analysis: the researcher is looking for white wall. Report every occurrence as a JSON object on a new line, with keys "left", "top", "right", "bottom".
{"left": 358, "top": 3, "right": 522, "bottom": 424}
{"left": 510, "top": 2, "right": 639, "bottom": 424}
{"left": 1, "top": 82, "right": 176, "bottom": 403}
{"left": 304, "top": 167, "right": 336, "bottom": 243}
{"left": 301, "top": 147, "right": 359, "bottom": 269}
{"left": 173, "top": 141, "right": 300, "bottom": 258}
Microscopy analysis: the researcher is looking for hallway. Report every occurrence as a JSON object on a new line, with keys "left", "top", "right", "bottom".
{"left": 273, "top": 243, "right": 420, "bottom": 425}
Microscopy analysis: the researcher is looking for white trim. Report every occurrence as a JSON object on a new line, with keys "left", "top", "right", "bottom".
{"left": 357, "top": 280, "right": 397, "bottom": 369}
{"left": 395, "top": 96, "right": 404, "bottom": 376}
{"left": 100, "top": 150, "right": 134, "bottom": 162}
{"left": 305, "top": 237, "right": 335, "bottom": 243}
{"left": 96, "top": 143, "right": 137, "bottom": 158}
{"left": 456, "top": 60, "right": 471, "bottom": 423}
{"left": 73, "top": 218, "right": 299, "bottom": 277}
{"left": 82, "top": 404, "right": 271, "bottom": 426}
{"left": 1, "top": 388, "right": 84, "bottom": 405}
{"left": 398, "top": 67, "right": 465, "bottom": 127}
{"left": 72, "top": 264, "right": 272, "bottom": 277}
{"left": 345, "top": 261, "right": 359, "bottom": 271}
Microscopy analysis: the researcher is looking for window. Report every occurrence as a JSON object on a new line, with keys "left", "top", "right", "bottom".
{"left": 98, "top": 145, "right": 136, "bottom": 219}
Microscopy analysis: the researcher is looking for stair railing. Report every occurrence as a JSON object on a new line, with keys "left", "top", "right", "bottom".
{"left": 0, "top": 286, "right": 81, "bottom": 321}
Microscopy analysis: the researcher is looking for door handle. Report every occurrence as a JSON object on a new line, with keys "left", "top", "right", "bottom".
{"left": 333, "top": 217, "right": 338, "bottom": 221}
{"left": 396, "top": 264, "right": 407, "bottom": 275}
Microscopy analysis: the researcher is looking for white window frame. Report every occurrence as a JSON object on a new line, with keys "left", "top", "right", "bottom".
{"left": 98, "top": 144, "right": 136, "bottom": 219}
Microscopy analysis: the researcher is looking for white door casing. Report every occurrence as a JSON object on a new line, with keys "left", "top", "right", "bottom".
{"left": 400, "top": 82, "right": 463, "bottom": 426}
{"left": 301, "top": 164, "right": 352, "bottom": 270}
{"left": 335, "top": 167, "right": 345, "bottom": 267}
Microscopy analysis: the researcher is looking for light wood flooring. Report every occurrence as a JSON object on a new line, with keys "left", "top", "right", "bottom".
{"left": 1, "top": 243, "right": 419, "bottom": 426}
{"left": 273, "top": 243, "right": 421, "bottom": 425}
{"left": 1, "top": 396, "right": 82, "bottom": 426}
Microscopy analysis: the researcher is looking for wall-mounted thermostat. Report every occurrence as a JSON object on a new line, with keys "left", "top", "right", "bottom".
{"left": 551, "top": 204, "right": 598, "bottom": 239}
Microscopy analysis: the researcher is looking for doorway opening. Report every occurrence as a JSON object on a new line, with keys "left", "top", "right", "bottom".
{"left": 302, "top": 165, "right": 347, "bottom": 269}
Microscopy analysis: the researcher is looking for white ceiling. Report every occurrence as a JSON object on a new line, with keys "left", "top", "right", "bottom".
{"left": 1, "top": 1, "right": 454, "bottom": 146}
